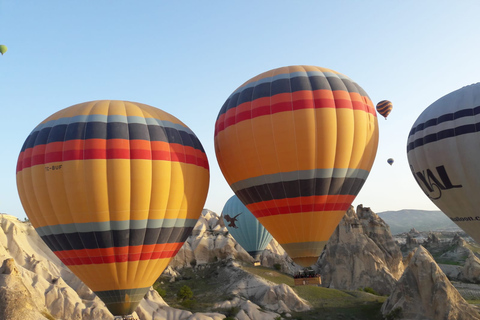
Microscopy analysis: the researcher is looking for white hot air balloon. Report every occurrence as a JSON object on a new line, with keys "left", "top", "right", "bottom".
{"left": 407, "top": 83, "right": 480, "bottom": 243}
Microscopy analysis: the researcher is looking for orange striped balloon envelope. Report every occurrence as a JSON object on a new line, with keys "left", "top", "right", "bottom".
{"left": 16, "top": 100, "right": 209, "bottom": 317}
{"left": 214, "top": 66, "right": 379, "bottom": 267}
{"left": 376, "top": 100, "right": 393, "bottom": 119}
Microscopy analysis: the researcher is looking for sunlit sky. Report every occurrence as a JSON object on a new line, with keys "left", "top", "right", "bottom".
{"left": 1, "top": 1, "right": 479, "bottom": 220}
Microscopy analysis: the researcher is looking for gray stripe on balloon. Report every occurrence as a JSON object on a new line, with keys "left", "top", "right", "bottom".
{"left": 35, "top": 218, "right": 198, "bottom": 236}
{"left": 230, "top": 168, "right": 370, "bottom": 191}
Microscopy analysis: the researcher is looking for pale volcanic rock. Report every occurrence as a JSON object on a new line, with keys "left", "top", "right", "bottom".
{"left": 169, "top": 209, "right": 293, "bottom": 271}
{"left": 459, "top": 250, "right": 480, "bottom": 284}
{"left": 318, "top": 205, "right": 404, "bottom": 295}
{"left": 0, "top": 258, "right": 50, "bottom": 320}
{"left": 381, "top": 246, "right": 480, "bottom": 320}
{"left": 439, "top": 234, "right": 470, "bottom": 262}
{"left": 0, "top": 212, "right": 311, "bottom": 320}
{"left": 214, "top": 297, "right": 286, "bottom": 320}
{"left": 223, "top": 262, "right": 310, "bottom": 313}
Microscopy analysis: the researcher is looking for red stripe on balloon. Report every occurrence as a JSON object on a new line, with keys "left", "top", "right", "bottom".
{"left": 54, "top": 242, "right": 184, "bottom": 266}
{"left": 16, "top": 140, "right": 209, "bottom": 172}
{"left": 215, "top": 93, "right": 375, "bottom": 135}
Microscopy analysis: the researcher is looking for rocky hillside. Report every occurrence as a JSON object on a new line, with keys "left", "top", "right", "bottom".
{"left": 317, "top": 205, "right": 404, "bottom": 295}
{"left": 1, "top": 206, "right": 480, "bottom": 320}
{"left": 0, "top": 212, "right": 306, "bottom": 320}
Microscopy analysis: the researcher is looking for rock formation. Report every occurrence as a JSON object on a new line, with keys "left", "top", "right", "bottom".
{"left": 317, "top": 205, "right": 404, "bottom": 295}
{"left": 170, "top": 210, "right": 298, "bottom": 274}
{"left": 459, "top": 250, "right": 480, "bottom": 284}
{"left": 381, "top": 246, "right": 480, "bottom": 320}
{"left": 0, "top": 211, "right": 305, "bottom": 320}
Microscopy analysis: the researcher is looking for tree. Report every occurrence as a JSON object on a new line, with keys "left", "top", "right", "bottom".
{"left": 177, "top": 285, "right": 193, "bottom": 301}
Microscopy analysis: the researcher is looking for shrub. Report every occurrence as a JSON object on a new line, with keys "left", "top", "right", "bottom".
{"left": 155, "top": 287, "right": 167, "bottom": 298}
{"left": 363, "top": 287, "right": 380, "bottom": 295}
{"left": 273, "top": 263, "right": 282, "bottom": 271}
{"left": 180, "top": 298, "right": 196, "bottom": 309}
{"left": 385, "top": 307, "right": 403, "bottom": 320}
{"left": 177, "top": 285, "right": 193, "bottom": 301}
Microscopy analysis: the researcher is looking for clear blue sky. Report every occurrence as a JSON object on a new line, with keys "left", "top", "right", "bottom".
{"left": 2, "top": 1, "right": 480, "bottom": 220}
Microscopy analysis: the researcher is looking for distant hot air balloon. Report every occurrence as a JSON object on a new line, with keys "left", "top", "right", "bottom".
{"left": 387, "top": 158, "right": 394, "bottom": 166}
{"left": 0, "top": 45, "right": 7, "bottom": 55}
{"left": 376, "top": 100, "right": 393, "bottom": 119}
{"left": 407, "top": 83, "right": 480, "bottom": 244}
{"left": 214, "top": 65, "right": 379, "bottom": 267}
{"left": 221, "top": 195, "right": 273, "bottom": 261}
{"left": 16, "top": 100, "right": 210, "bottom": 318}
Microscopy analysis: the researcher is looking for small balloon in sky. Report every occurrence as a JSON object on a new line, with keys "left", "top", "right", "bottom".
{"left": 0, "top": 45, "right": 7, "bottom": 55}
{"left": 376, "top": 100, "right": 393, "bottom": 119}
{"left": 387, "top": 158, "right": 394, "bottom": 166}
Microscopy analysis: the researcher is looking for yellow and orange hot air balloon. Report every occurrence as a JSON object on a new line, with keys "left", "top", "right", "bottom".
{"left": 16, "top": 100, "right": 209, "bottom": 317}
{"left": 376, "top": 100, "right": 393, "bottom": 119}
{"left": 214, "top": 65, "right": 379, "bottom": 267}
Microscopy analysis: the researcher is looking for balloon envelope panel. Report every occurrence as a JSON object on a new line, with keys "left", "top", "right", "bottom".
{"left": 407, "top": 83, "right": 480, "bottom": 244}
{"left": 16, "top": 100, "right": 209, "bottom": 316}
{"left": 214, "top": 66, "right": 379, "bottom": 267}
{"left": 221, "top": 195, "right": 273, "bottom": 260}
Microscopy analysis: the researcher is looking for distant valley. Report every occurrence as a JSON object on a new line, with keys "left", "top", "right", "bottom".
{"left": 377, "top": 209, "right": 461, "bottom": 234}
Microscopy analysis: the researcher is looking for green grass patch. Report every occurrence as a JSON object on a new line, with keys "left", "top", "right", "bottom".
{"left": 242, "top": 265, "right": 294, "bottom": 286}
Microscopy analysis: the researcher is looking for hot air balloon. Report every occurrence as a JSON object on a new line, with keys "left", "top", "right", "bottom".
{"left": 16, "top": 100, "right": 210, "bottom": 318}
{"left": 376, "top": 100, "right": 393, "bottom": 119}
{"left": 387, "top": 158, "right": 394, "bottom": 166}
{"left": 214, "top": 65, "right": 379, "bottom": 267}
{"left": 221, "top": 195, "right": 273, "bottom": 262}
{"left": 407, "top": 83, "right": 480, "bottom": 244}
{"left": 0, "top": 45, "right": 7, "bottom": 55}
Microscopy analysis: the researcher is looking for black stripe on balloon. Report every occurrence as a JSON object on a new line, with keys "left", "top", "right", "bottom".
{"left": 217, "top": 75, "right": 364, "bottom": 119}
{"left": 40, "top": 226, "right": 194, "bottom": 252}
{"left": 235, "top": 177, "right": 366, "bottom": 205}
{"left": 408, "top": 106, "right": 480, "bottom": 137}
{"left": 407, "top": 122, "right": 480, "bottom": 152}
{"left": 21, "top": 122, "right": 205, "bottom": 153}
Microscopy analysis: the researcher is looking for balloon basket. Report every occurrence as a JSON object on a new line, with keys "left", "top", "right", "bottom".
{"left": 293, "top": 269, "right": 321, "bottom": 286}
{"left": 114, "top": 315, "right": 134, "bottom": 320}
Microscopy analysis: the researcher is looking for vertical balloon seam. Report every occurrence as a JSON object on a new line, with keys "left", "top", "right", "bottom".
{"left": 130, "top": 104, "right": 149, "bottom": 286}
{"left": 312, "top": 72, "right": 340, "bottom": 253}
{"left": 19, "top": 127, "right": 44, "bottom": 243}
{"left": 62, "top": 105, "right": 94, "bottom": 277}
{"left": 452, "top": 108, "right": 476, "bottom": 213}
{"left": 124, "top": 101, "right": 137, "bottom": 295}
{"left": 308, "top": 67, "right": 321, "bottom": 251}
{"left": 309, "top": 71, "right": 337, "bottom": 253}
{"left": 281, "top": 66, "right": 299, "bottom": 245}
{"left": 298, "top": 65, "right": 312, "bottom": 247}
{"left": 439, "top": 112, "right": 467, "bottom": 215}
{"left": 143, "top": 111, "right": 174, "bottom": 284}
{"left": 275, "top": 66, "right": 298, "bottom": 248}
{"left": 53, "top": 105, "right": 87, "bottom": 282}
{"left": 104, "top": 101, "right": 123, "bottom": 294}
{"left": 173, "top": 114, "right": 194, "bottom": 269}
{"left": 43, "top": 111, "right": 85, "bottom": 277}
{"left": 342, "top": 83, "right": 369, "bottom": 209}
{"left": 248, "top": 70, "right": 282, "bottom": 236}
{"left": 139, "top": 104, "right": 167, "bottom": 289}
{"left": 140, "top": 105, "right": 162, "bottom": 286}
